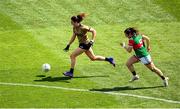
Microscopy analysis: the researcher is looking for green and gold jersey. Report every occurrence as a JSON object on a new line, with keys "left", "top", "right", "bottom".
{"left": 73, "top": 24, "right": 91, "bottom": 44}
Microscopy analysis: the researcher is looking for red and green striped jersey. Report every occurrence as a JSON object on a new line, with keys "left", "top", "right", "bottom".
{"left": 128, "top": 34, "right": 149, "bottom": 58}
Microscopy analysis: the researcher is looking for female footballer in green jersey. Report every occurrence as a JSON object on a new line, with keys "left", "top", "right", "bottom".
{"left": 120, "top": 27, "right": 168, "bottom": 87}
{"left": 63, "top": 13, "right": 115, "bottom": 78}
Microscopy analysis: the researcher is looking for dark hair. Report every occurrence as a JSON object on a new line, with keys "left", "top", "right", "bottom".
{"left": 124, "top": 27, "right": 139, "bottom": 36}
{"left": 71, "top": 13, "right": 86, "bottom": 23}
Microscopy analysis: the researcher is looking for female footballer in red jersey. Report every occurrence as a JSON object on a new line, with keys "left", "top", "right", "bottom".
{"left": 63, "top": 13, "right": 115, "bottom": 78}
{"left": 120, "top": 27, "right": 168, "bottom": 86}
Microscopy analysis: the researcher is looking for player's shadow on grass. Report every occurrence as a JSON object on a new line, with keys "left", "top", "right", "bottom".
{"left": 34, "top": 76, "right": 71, "bottom": 83}
{"left": 36, "top": 75, "right": 46, "bottom": 77}
{"left": 89, "top": 86, "right": 164, "bottom": 92}
{"left": 74, "top": 75, "right": 109, "bottom": 78}
{"left": 34, "top": 75, "right": 109, "bottom": 83}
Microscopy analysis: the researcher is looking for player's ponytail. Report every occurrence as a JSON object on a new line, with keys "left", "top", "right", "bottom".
{"left": 124, "top": 27, "right": 139, "bottom": 36}
{"left": 71, "top": 13, "right": 87, "bottom": 23}
{"left": 77, "top": 13, "right": 86, "bottom": 23}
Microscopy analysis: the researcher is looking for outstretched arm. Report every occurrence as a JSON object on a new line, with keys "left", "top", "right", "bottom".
{"left": 67, "top": 33, "right": 76, "bottom": 45}
{"left": 120, "top": 42, "right": 133, "bottom": 53}
{"left": 142, "top": 34, "right": 151, "bottom": 51}
{"left": 63, "top": 33, "right": 76, "bottom": 52}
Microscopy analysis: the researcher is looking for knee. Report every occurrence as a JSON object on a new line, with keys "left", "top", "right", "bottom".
{"left": 90, "top": 57, "right": 96, "bottom": 61}
{"left": 70, "top": 54, "right": 75, "bottom": 59}
{"left": 150, "top": 67, "right": 156, "bottom": 72}
{"left": 126, "top": 62, "right": 131, "bottom": 67}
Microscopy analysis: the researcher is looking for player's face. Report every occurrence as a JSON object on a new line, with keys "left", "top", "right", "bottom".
{"left": 125, "top": 33, "right": 132, "bottom": 38}
{"left": 125, "top": 33, "right": 129, "bottom": 38}
{"left": 71, "top": 20, "right": 75, "bottom": 25}
{"left": 71, "top": 20, "right": 79, "bottom": 27}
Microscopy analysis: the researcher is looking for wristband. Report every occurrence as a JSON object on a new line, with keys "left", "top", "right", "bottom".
{"left": 122, "top": 42, "right": 126, "bottom": 48}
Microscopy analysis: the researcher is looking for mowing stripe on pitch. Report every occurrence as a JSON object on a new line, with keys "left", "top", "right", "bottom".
{"left": 0, "top": 82, "right": 180, "bottom": 104}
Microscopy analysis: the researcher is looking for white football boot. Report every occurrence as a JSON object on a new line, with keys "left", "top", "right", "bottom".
{"left": 163, "top": 77, "right": 169, "bottom": 87}
{"left": 129, "top": 75, "right": 139, "bottom": 82}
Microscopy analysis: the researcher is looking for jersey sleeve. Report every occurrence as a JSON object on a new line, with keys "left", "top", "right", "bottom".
{"left": 128, "top": 39, "right": 134, "bottom": 46}
{"left": 82, "top": 25, "right": 91, "bottom": 32}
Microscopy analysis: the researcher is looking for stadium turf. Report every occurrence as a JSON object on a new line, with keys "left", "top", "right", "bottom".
{"left": 0, "top": 0, "right": 180, "bottom": 108}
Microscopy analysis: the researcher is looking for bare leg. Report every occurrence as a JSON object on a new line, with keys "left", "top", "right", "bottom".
{"left": 85, "top": 47, "right": 105, "bottom": 61}
{"left": 126, "top": 55, "right": 140, "bottom": 82}
{"left": 63, "top": 48, "right": 86, "bottom": 77}
{"left": 126, "top": 55, "right": 139, "bottom": 74}
{"left": 145, "top": 62, "right": 168, "bottom": 86}
{"left": 70, "top": 48, "right": 86, "bottom": 68}
{"left": 145, "top": 62, "right": 165, "bottom": 80}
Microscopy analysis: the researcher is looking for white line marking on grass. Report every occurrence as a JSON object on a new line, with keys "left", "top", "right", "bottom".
{"left": 0, "top": 82, "right": 180, "bottom": 104}
{"left": 4, "top": 45, "right": 31, "bottom": 47}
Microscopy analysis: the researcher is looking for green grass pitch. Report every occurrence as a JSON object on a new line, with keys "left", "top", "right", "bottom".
{"left": 0, "top": 0, "right": 180, "bottom": 108}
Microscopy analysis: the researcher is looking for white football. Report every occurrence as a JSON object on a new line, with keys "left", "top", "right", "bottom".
{"left": 42, "top": 63, "right": 51, "bottom": 72}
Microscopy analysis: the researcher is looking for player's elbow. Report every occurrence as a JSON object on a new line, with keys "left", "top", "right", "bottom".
{"left": 145, "top": 37, "right": 150, "bottom": 42}
{"left": 147, "top": 38, "right": 150, "bottom": 42}
{"left": 91, "top": 28, "right": 96, "bottom": 33}
{"left": 92, "top": 30, "right": 96, "bottom": 36}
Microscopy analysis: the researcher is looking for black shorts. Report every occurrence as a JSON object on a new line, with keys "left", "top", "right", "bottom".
{"left": 79, "top": 43, "right": 91, "bottom": 50}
